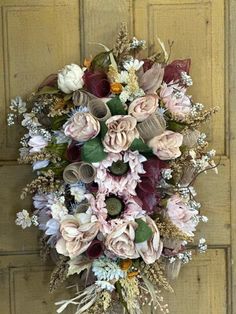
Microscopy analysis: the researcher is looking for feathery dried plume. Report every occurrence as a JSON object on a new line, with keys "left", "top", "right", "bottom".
{"left": 113, "top": 22, "right": 131, "bottom": 61}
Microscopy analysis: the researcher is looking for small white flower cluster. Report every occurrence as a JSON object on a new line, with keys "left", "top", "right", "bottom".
{"left": 95, "top": 280, "right": 115, "bottom": 292}
{"left": 130, "top": 37, "right": 146, "bottom": 50}
{"left": 15, "top": 209, "right": 38, "bottom": 229}
{"left": 189, "top": 200, "right": 201, "bottom": 211}
{"left": 70, "top": 183, "right": 86, "bottom": 203}
{"left": 178, "top": 251, "right": 192, "bottom": 264}
{"left": 50, "top": 196, "right": 68, "bottom": 221}
{"left": 198, "top": 237, "right": 207, "bottom": 253}
{"left": 190, "top": 102, "right": 204, "bottom": 117}
{"left": 92, "top": 257, "right": 125, "bottom": 281}
{"left": 197, "top": 133, "right": 207, "bottom": 146}
{"left": 161, "top": 168, "right": 173, "bottom": 180}
{"left": 180, "top": 71, "right": 193, "bottom": 86}
{"left": 7, "top": 96, "right": 27, "bottom": 126}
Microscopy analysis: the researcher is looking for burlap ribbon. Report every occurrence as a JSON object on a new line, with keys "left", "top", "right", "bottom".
{"left": 137, "top": 113, "right": 166, "bottom": 142}
{"left": 63, "top": 162, "right": 96, "bottom": 184}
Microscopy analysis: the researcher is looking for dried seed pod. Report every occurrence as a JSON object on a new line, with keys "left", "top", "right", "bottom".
{"left": 78, "top": 162, "right": 96, "bottom": 183}
{"left": 88, "top": 98, "right": 111, "bottom": 121}
{"left": 137, "top": 113, "right": 166, "bottom": 142}
{"left": 73, "top": 90, "right": 95, "bottom": 107}
{"left": 63, "top": 162, "right": 82, "bottom": 184}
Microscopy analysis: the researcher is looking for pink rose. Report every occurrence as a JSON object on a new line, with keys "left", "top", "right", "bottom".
{"left": 64, "top": 112, "right": 100, "bottom": 142}
{"left": 103, "top": 115, "right": 138, "bottom": 153}
{"left": 135, "top": 216, "right": 163, "bottom": 264}
{"left": 148, "top": 130, "right": 183, "bottom": 160}
{"left": 28, "top": 135, "right": 48, "bottom": 153}
{"left": 128, "top": 95, "right": 159, "bottom": 122}
{"left": 56, "top": 214, "right": 100, "bottom": 258}
{"left": 105, "top": 221, "right": 139, "bottom": 259}
{"left": 166, "top": 194, "right": 198, "bottom": 236}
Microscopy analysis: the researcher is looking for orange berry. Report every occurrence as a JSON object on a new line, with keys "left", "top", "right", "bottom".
{"left": 110, "top": 82, "right": 123, "bottom": 94}
{"left": 120, "top": 259, "right": 132, "bottom": 271}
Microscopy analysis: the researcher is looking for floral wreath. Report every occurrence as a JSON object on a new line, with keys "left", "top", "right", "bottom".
{"left": 8, "top": 23, "right": 218, "bottom": 314}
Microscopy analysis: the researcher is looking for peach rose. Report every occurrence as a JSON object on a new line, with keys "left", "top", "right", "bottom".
{"left": 105, "top": 221, "right": 139, "bottom": 259}
{"left": 128, "top": 95, "right": 159, "bottom": 122}
{"left": 64, "top": 112, "right": 100, "bottom": 142}
{"left": 56, "top": 214, "right": 100, "bottom": 258}
{"left": 103, "top": 115, "right": 138, "bottom": 153}
{"left": 166, "top": 194, "right": 198, "bottom": 236}
{"left": 135, "top": 216, "right": 163, "bottom": 264}
{"left": 148, "top": 130, "right": 183, "bottom": 160}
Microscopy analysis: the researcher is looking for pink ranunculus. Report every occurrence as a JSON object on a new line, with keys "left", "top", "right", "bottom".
{"left": 28, "top": 135, "right": 48, "bottom": 153}
{"left": 163, "top": 59, "right": 191, "bottom": 84}
{"left": 166, "top": 194, "right": 198, "bottom": 236}
{"left": 103, "top": 115, "right": 138, "bottom": 153}
{"left": 64, "top": 112, "right": 100, "bottom": 142}
{"left": 128, "top": 95, "right": 159, "bottom": 122}
{"left": 105, "top": 221, "right": 139, "bottom": 259}
{"left": 135, "top": 216, "right": 163, "bottom": 264}
{"left": 148, "top": 130, "right": 183, "bottom": 160}
{"left": 56, "top": 214, "right": 100, "bottom": 258}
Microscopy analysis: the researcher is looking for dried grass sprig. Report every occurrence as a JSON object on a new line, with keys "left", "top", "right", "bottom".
{"left": 113, "top": 22, "right": 131, "bottom": 62}
{"left": 49, "top": 256, "right": 69, "bottom": 293}
{"left": 18, "top": 151, "right": 61, "bottom": 165}
{"left": 20, "top": 170, "right": 61, "bottom": 199}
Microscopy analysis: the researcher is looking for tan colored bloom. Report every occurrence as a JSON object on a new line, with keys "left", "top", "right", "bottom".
{"left": 56, "top": 214, "right": 100, "bottom": 258}
{"left": 135, "top": 216, "right": 163, "bottom": 264}
{"left": 64, "top": 112, "right": 100, "bottom": 142}
{"left": 148, "top": 130, "right": 183, "bottom": 160}
{"left": 128, "top": 95, "right": 159, "bottom": 122}
{"left": 103, "top": 115, "right": 138, "bottom": 153}
{"left": 105, "top": 221, "right": 139, "bottom": 259}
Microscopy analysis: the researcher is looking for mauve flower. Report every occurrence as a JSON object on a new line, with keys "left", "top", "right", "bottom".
{"left": 128, "top": 95, "right": 159, "bottom": 122}
{"left": 103, "top": 115, "right": 138, "bottom": 153}
{"left": 28, "top": 135, "right": 48, "bottom": 153}
{"left": 66, "top": 141, "right": 81, "bottom": 162}
{"left": 138, "top": 63, "right": 164, "bottom": 94}
{"left": 56, "top": 213, "right": 100, "bottom": 258}
{"left": 64, "top": 112, "right": 100, "bottom": 142}
{"left": 148, "top": 130, "right": 183, "bottom": 160}
{"left": 136, "top": 216, "right": 163, "bottom": 264}
{"left": 58, "top": 64, "right": 84, "bottom": 94}
{"left": 163, "top": 59, "right": 191, "bottom": 84}
{"left": 105, "top": 221, "right": 139, "bottom": 259}
{"left": 166, "top": 194, "right": 198, "bottom": 236}
{"left": 83, "top": 70, "right": 110, "bottom": 98}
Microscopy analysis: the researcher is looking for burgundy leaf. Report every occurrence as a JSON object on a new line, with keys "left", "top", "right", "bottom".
{"left": 83, "top": 70, "right": 110, "bottom": 98}
{"left": 163, "top": 59, "right": 191, "bottom": 84}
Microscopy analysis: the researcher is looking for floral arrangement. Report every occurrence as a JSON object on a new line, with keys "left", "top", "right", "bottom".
{"left": 8, "top": 23, "right": 218, "bottom": 314}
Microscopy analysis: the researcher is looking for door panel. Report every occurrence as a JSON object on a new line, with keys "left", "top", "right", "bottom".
{"left": 0, "top": 1, "right": 233, "bottom": 313}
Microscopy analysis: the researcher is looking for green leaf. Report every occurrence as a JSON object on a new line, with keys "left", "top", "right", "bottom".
{"left": 130, "top": 138, "right": 153, "bottom": 154}
{"left": 51, "top": 115, "right": 68, "bottom": 130}
{"left": 99, "top": 121, "right": 108, "bottom": 139}
{"left": 135, "top": 218, "right": 153, "bottom": 243}
{"left": 90, "top": 51, "right": 111, "bottom": 71}
{"left": 106, "top": 97, "right": 127, "bottom": 115}
{"left": 46, "top": 142, "right": 68, "bottom": 157}
{"left": 37, "top": 86, "right": 59, "bottom": 95}
{"left": 167, "top": 120, "right": 186, "bottom": 132}
{"left": 81, "top": 137, "right": 107, "bottom": 163}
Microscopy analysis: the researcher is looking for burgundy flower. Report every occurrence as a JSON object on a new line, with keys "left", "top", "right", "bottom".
{"left": 136, "top": 157, "right": 167, "bottom": 213}
{"left": 163, "top": 59, "right": 191, "bottom": 84}
{"left": 86, "top": 239, "right": 104, "bottom": 259}
{"left": 66, "top": 141, "right": 81, "bottom": 162}
{"left": 83, "top": 70, "right": 110, "bottom": 98}
{"left": 142, "top": 59, "right": 154, "bottom": 72}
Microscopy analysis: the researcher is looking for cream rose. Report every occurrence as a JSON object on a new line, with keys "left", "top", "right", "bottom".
{"left": 64, "top": 112, "right": 100, "bottom": 142}
{"left": 56, "top": 214, "right": 100, "bottom": 258}
{"left": 135, "top": 216, "right": 163, "bottom": 264}
{"left": 103, "top": 115, "right": 138, "bottom": 153}
{"left": 58, "top": 64, "right": 84, "bottom": 94}
{"left": 148, "top": 130, "right": 183, "bottom": 160}
{"left": 128, "top": 95, "right": 159, "bottom": 122}
{"left": 105, "top": 221, "right": 139, "bottom": 259}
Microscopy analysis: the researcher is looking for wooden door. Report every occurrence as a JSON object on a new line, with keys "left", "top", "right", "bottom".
{"left": 0, "top": 1, "right": 235, "bottom": 313}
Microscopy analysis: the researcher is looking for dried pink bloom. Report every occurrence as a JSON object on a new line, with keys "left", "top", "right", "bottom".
{"left": 128, "top": 95, "right": 159, "bottom": 122}
{"left": 148, "top": 130, "right": 183, "bottom": 160}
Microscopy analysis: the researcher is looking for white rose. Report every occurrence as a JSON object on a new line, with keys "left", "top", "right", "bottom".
{"left": 58, "top": 64, "right": 84, "bottom": 94}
